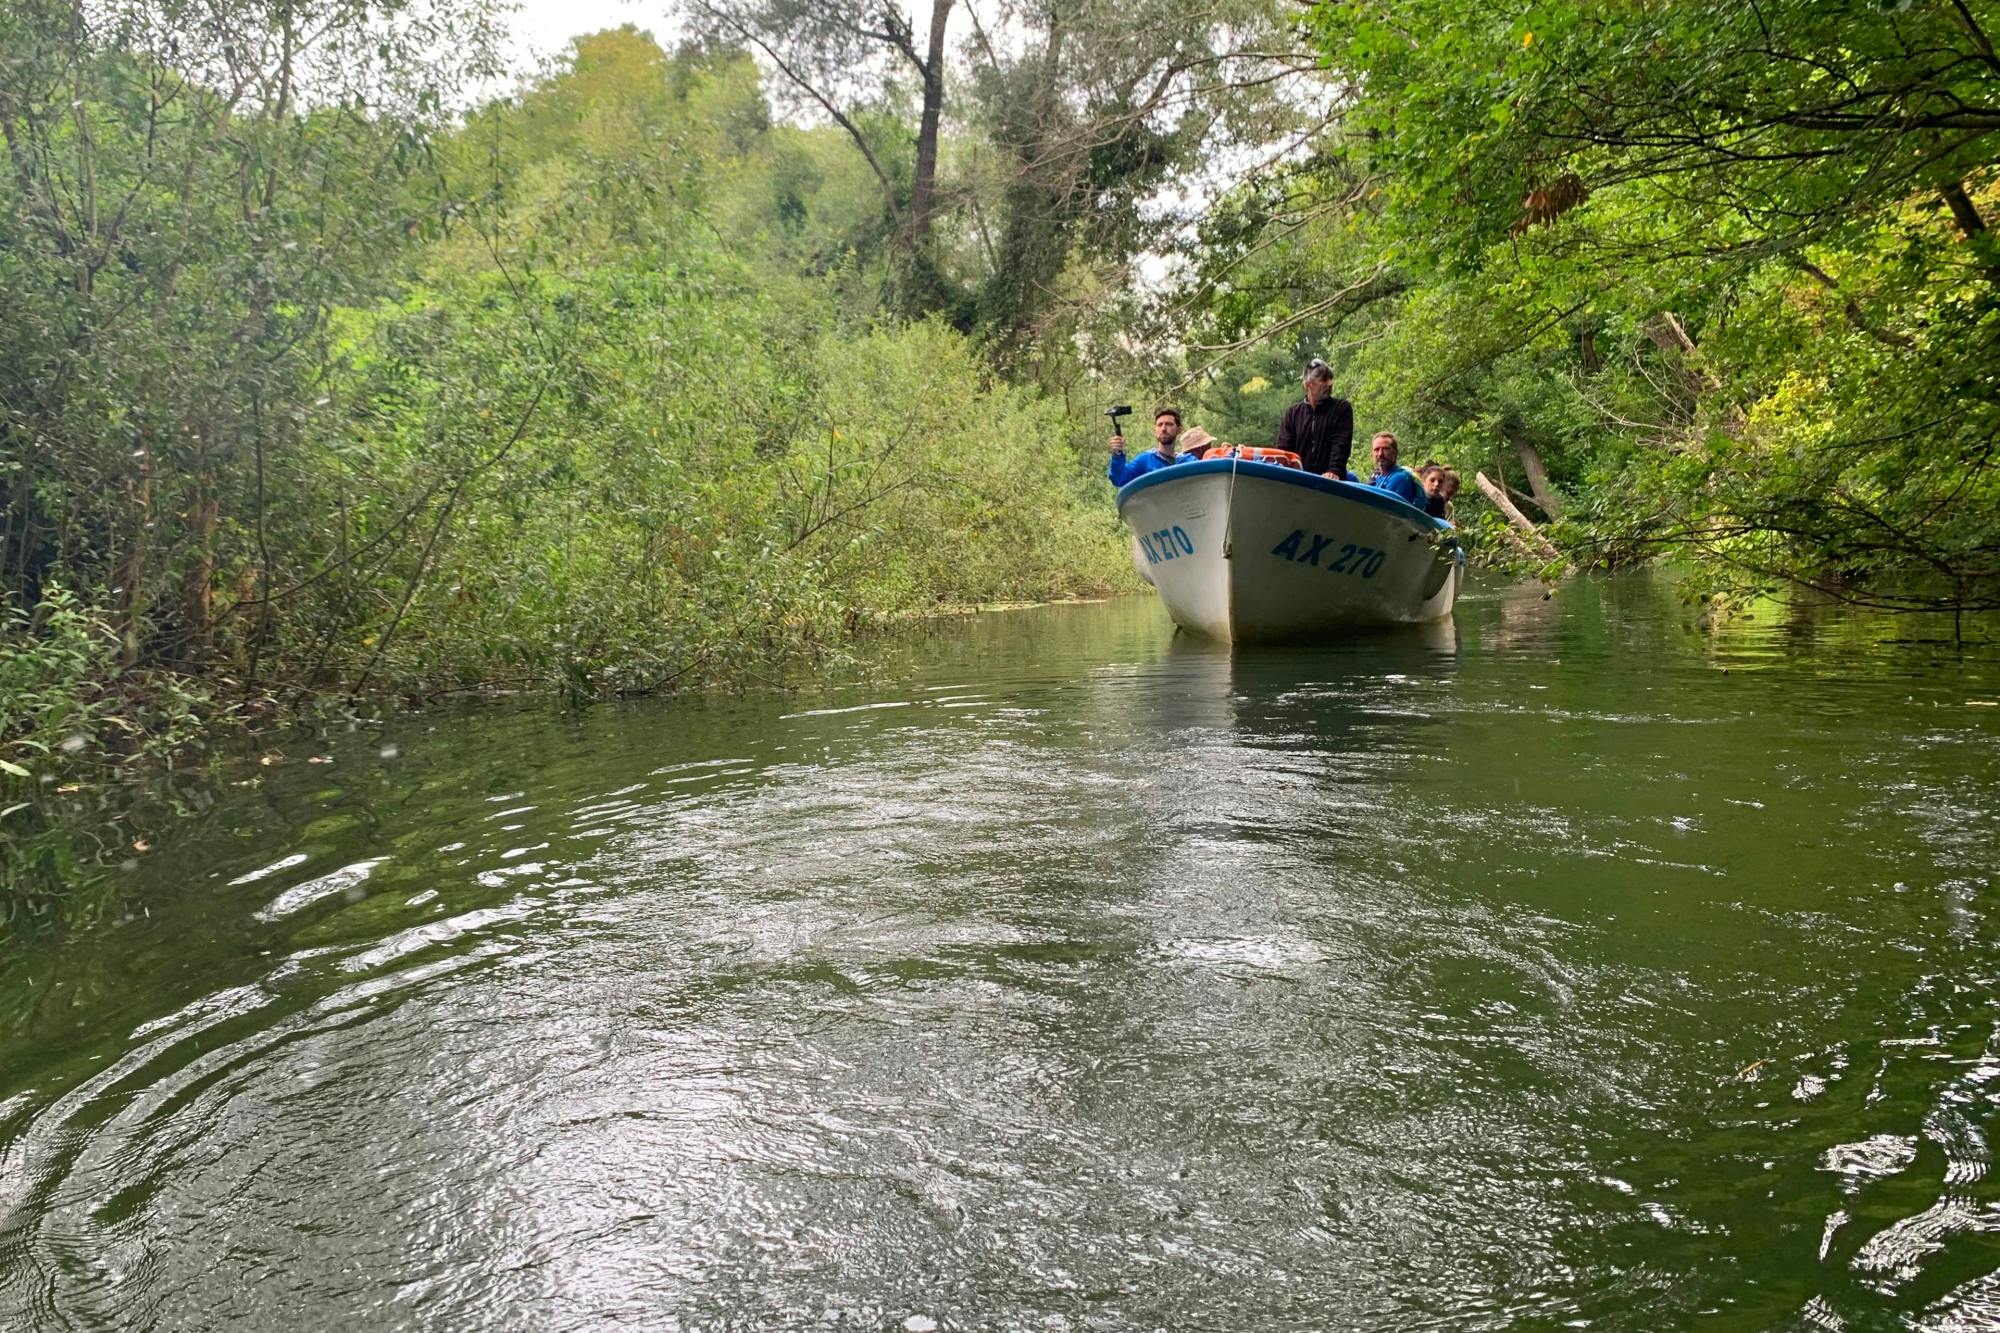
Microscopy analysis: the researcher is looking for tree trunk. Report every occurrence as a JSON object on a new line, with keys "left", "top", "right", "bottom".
{"left": 1502, "top": 420, "right": 1564, "bottom": 519}
{"left": 1642, "top": 310, "right": 1715, "bottom": 408}
{"left": 1941, "top": 179, "right": 1987, "bottom": 239}
{"left": 981, "top": 14, "right": 1068, "bottom": 354}
{"left": 1644, "top": 310, "right": 1693, "bottom": 355}
{"left": 1939, "top": 180, "right": 2000, "bottom": 284}
{"left": 1484, "top": 516, "right": 1543, "bottom": 565}
{"left": 1475, "top": 471, "right": 1566, "bottom": 568}
{"left": 907, "top": 0, "right": 954, "bottom": 247}
{"left": 1578, "top": 324, "right": 1602, "bottom": 373}
{"left": 181, "top": 480, "right": 219, "bottom": 665}
{"left": 114, "top": 460, "right": 152, "bottom": 665}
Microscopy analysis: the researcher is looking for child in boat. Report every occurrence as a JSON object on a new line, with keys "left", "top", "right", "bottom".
{"left": 1418, "top": 463, "right": 1449, "bottom": 519}
{"left": 1179, "top": 428, "right": 1308, "bottom": 470}
{"left": 1178, "top": 426, "right": 1219, "bottom": 458}
{"left": 1439, "top": 467, "right": 1461, "bottom": 510}
{"left": 1417, "top": 464, "right": 1462, "bottom": 521}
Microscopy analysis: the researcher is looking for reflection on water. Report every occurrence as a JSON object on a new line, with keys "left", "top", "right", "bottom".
{"left": 2, "top": 577, "right": 2000, "bottom": 1329}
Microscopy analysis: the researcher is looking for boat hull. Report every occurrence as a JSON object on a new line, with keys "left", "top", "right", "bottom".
{"left": 1117, "top": 460, "right": 1462, "bottom": 641}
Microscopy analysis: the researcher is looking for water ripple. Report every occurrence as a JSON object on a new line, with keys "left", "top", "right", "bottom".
{"left": 2, "top": 584, "right": 1999, "bottom": 1328}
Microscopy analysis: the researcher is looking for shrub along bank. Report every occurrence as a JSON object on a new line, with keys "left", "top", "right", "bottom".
{"left": 0, "top": 26, "right": 1136, "bottom": 927}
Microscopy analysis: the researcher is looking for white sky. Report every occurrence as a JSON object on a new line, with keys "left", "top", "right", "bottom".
{"left": 492, "top": 0, "right": 1319, "bottom": 304}
{"left": 503, "top": 0, "right": 679, "bottom": 71}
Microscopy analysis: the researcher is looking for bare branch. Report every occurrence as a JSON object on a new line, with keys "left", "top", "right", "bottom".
{"left": 693, "top": 1, "right": 903, "bottom": 224}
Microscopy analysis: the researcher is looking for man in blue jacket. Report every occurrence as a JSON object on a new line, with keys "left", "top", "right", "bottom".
{"left": 1107, "top": 408, "right": 1188, "bottom": 487}
{"left": 1365, "top": 431, "right": 1426, "bottom": 506}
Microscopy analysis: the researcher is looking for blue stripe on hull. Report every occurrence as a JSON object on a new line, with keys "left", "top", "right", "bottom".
{"left": 1116, "top": 458, "right": 1451, "bottom": 532}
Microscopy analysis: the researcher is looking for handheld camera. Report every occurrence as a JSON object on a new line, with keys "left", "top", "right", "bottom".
{"left": 1104, "top": 404, "right": 1132, "bottom": 434}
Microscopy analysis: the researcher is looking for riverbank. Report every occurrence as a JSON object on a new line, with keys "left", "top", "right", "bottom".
{"left": 11, "top": 572, "right": 1996, "bottom": 936}
{"left": 1, "top": 584, "right": 1145, "bottom": 932}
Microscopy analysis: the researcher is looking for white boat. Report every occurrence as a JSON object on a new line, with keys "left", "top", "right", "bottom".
{"left": 1117, "top": 458, "right": 1464, "bottom": 641}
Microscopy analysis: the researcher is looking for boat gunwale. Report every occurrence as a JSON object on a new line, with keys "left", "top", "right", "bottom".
{"left": 1114, "top": 458, "right": 1454, "bottom": 533}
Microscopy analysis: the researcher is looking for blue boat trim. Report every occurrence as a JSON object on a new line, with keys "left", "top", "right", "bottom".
{"left": 1115, "top": 458, "right": 1453, "bottom": 532}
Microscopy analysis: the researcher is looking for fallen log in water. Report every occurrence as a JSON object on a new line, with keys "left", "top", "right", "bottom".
{"left": 1474, "top": 471, "right": 1570, "bottom": 572}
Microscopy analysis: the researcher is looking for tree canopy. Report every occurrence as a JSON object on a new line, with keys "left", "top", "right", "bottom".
{"left": 1165, "top": 0, "right": 2000, "bottom": 609}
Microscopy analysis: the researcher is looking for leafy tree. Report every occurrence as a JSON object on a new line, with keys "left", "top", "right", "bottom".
{"left": 0, "top": 0, "right": 506, "bottom": 666}
{"left": 684, "top": 0, "right": 1329, "bottom": 346}
{"left": 1316, "top": 0, "right": 2000, "bottom": 271}
{"left": 1160, "top": 0, "right": 2000, "bottom": 608}
{"left": 687, "top": 0, "right": 957, "bottom": 266}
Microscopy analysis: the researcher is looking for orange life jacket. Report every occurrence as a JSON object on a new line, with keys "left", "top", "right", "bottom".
{"left": 1203, "top": 445, "right": 1303, "bottom": 469}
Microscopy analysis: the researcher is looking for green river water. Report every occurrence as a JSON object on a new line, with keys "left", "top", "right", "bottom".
{"left": 4, "top": 575, "right": 2000, "bottom": 1330}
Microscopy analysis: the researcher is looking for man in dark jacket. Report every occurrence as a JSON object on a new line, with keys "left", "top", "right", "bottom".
{"left": 1275, "top": 358, "right": 1355, "bottom": 479}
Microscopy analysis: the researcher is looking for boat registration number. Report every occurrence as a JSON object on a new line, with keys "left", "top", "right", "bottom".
{"left": 1137, "top": 526, "right": 1196, "bottom": 565}
{"left": 1270, "top": 528, "right": 1387, "bottom": 578}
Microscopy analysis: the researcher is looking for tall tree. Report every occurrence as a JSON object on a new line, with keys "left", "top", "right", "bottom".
{"left": 690, "top": 0, "right": 956, "bottom": 259}
{"left": 687, "top": 0, "right": 1326, "bottom": 333}
{"left": 962, "top": 0, "right": 1323, "bottom": 359}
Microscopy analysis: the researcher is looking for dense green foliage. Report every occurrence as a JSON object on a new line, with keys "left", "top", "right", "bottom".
{"left": 1176, "top": 0, "right": 2000, "bottom": 606}
{"left": 0, "top": 21, "right": 1134, "bottom": 705}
